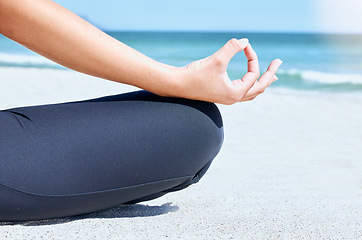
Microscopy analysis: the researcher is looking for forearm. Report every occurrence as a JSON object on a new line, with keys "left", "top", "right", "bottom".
{"left": 0, "top": 0, "right": 282, "bottom": 104}
{"left": 0, "top": 0, "right": 179, "bottom": 96}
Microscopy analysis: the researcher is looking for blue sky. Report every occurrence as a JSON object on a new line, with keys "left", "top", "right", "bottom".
{"left": 54, "top": 0, "right": 361, "bottom": 33}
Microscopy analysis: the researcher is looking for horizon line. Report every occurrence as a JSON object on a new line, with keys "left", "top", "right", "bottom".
{"left": 102, "top": 29, "right": 362, "bottom": 36}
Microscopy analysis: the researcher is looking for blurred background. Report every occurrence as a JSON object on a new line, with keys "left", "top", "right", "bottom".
{"left": 1, "top": 1, "right": 362, "bottom": 237}
{"left": 1, "top": 0, "right": 361, "bottom": 98}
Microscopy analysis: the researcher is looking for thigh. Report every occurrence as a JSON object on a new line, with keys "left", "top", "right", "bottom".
{"left": 0, "top": 91, "right": 223, "bottom": 220}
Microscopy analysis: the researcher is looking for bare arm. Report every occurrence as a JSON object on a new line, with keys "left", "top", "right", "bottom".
{"left": 0, "top": 0, "right": 281, "bottom": 104}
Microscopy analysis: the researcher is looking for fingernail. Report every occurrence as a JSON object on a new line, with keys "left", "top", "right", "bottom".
{"left": 277, "top": 59, "right": 283, "bottom": 65}
{"left": 239, "top": 38, "right": 249, "bottom": 45}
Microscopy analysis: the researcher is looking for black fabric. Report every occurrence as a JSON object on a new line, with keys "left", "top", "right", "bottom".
{"left": 0, "top": 90, "right": 223, "bottom": 221}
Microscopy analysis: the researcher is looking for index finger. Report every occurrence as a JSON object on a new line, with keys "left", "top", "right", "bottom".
{"left": 244, "top": 43, "right": 260, "bottom": 75}
{"left": 239, "top": 43, "right": 260, "bottom": 89}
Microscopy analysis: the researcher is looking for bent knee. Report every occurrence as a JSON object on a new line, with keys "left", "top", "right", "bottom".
{"left": 163, "top": 100, "right": 224, "bottom": 178}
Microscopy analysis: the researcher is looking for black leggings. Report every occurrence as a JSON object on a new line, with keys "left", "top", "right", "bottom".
{"left": 0, "top": 91, "right": 223, "bottom": 221}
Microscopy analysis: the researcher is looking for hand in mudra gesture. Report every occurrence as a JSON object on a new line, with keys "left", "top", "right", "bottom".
{"left": 177, "top": 38, "right": 282, "bottom": 105}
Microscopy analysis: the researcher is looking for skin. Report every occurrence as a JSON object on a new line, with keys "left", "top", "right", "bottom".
{"left": 0, "top": 0, "right": 282, "bottom": 105}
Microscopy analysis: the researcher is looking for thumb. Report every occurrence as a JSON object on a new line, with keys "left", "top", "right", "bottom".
{"left": 212, "top": 38, "right": 249, "bottom": 64}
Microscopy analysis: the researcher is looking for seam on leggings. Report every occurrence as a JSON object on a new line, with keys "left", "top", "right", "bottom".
{"left": 1, "top": 110, "right": 34, "bottom": 140}
{"left": 0, "top": 175, "right": 194, "bottom": 198}
{"left": 3, "top": 110, "right": 32, "bottom": 121}
{"left": 3, "top": 111, "right": 27, "bottom": 131}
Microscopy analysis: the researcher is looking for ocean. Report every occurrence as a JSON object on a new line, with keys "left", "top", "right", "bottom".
{"left": 1, "top": 32, "right": 362, "bottom": 97}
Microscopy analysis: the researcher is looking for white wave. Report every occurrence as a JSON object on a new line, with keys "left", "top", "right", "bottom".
{"left": 0, "top": 53, "right": 58, "bottom": 66}
{"left": 302, "top": 71, "right": 362, "bottom": 84}
{"left": 269, "top": 87, "right": 362, "bottom": 100}
{"left": 280, "top": 69, "right": 362, "bottom": 85}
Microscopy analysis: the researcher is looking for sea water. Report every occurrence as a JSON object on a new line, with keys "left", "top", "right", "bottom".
{"left": 1, "top": 32, "right": 362, "bottom": 97}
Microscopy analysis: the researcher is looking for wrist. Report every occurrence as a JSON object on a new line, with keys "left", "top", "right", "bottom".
{"left": 148, "top": 64, "right": 187, "bottom": 98}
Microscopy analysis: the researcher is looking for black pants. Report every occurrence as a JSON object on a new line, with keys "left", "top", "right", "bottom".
{"left": 0, "top": 91, "right": 223, "bottom": 221}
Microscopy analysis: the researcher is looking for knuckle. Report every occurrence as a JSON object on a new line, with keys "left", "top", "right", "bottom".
{"left": 213, "top": 55, "right": 223, "bottom": 66}
{"left": 266, "top": 68, "right": 276, "bottom": 76}
{"left": 249, "top": 72, "right": 260, "bottom": 80}
{"left": 228, "top": 38, "right": 241, "bottom": 49}
{"left": 258, "top": 88, "right": 265, "bottom": 94}
{"left": 249, "top": 96, "right": 257, "bottom": 101}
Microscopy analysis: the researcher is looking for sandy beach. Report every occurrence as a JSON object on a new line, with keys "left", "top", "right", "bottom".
{"left": 1, "top": 67, "right": 362, "bottom": 239}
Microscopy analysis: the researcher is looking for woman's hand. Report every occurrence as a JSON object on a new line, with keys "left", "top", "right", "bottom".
{"left": 174, "top": 38, "right": 282, "bottom": 105}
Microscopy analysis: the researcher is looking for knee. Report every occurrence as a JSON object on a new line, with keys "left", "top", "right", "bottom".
{"left": 193, "top": 101, "right": 224, "bottom": 161}
{"left": 191, "top": 102, "right": 223, "bottom": 179}
{"left": 171, "top": 100, "right": 224, "bottom": 177}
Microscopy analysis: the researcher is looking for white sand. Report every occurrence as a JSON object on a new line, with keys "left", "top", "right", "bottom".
{"left": 1, "top": 67, "right": 362, "bottom": 239}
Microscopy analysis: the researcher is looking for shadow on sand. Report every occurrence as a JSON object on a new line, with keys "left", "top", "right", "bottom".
{"left": 0, "top": 202, "right": 179, "bottom": 226}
